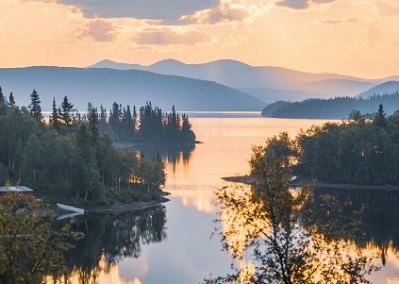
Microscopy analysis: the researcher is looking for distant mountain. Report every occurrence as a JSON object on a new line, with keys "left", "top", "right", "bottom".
{"left": 89, "top": 59, "right": 399, "bottom": 103}
{"left": 0, "top": 67, "right": 264, "bottom": 112}
{"left": 91, "top": 59, "right": 143, "bottom": 70}
{"left": 357, "top": 81, "right": 399, "bottom": 99}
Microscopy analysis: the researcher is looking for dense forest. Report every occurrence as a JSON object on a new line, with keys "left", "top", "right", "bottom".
{"left": 94, "top": 101, "right": 196, "bottom": 143}
{"left": 0, "top": 87, "right": 175, "bottom": 203}
{"left": 262, "top": 91, "right": 399, "bottom": 119}
{"left": 264, "top": 104, "right": 399, "bottom": 185}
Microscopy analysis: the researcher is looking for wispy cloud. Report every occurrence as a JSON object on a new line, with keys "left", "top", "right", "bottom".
{"left": 133, "top": 29, "right": 208, "bottom": 45}
{"left": 318, "top": 17, "right": 360, "bottom": 24}
{"left": 277, "top": 0, "right": 338, "bottom": 10}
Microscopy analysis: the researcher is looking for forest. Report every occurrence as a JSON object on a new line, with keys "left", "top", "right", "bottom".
{"left": 262, "top": 91, "right": 399, "bottom": 119}
{"left": 0, "top": 87, "right": 193, "bottom": 203}
{"left": 95, "top": 101, "right": 196, "bottom": 143}
{"left": 264, "top": 104, "right": 399, "bottom": 185}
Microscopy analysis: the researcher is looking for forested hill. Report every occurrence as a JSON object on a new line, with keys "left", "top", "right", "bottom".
{"left": 262, "top": 91, "right": 399, "bottom": 119}
{"left": 0, "top": 66, "right": 263, "bottom": 112}
{"left": 263, "top": 104, "right": 399, "bottom": 185}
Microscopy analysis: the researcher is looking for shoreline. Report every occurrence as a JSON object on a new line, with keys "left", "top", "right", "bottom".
{"left": 222, "top": 175, "right": 399, "bottom": 191}
{"left": 87, "top": 196, "right": 170, "bottom": 213}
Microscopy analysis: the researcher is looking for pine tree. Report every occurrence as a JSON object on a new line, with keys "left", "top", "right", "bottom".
{"left": 374, "top": 104, "right": 387, "bottom": 128}
{"left": 28, "top": 89, "right": 42, "bottom": 119}
{"left": 49, "top": 97, "right": 60, "bottom": 130}
{"left": 88, "top": 104, "right": 100, "bottom": 144}
{"left": 109, "top": 102, "right": 121, "bottom": 140}
{"left": 59, "top": 96, "right": 74, "bottom": 126}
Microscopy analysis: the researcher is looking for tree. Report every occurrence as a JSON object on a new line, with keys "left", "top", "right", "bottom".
{"left": 207, "top": 149, "right": 380, "bottom": 284}
{"left": 59, "top": 96, "right": 74, "bottom": 126}
{"left": 28, "top": 89, "right": 42, "bottom": 119}
{"left": 8, "top": 92, "right": 15, "bottom": 107}
{"left": 0, "top": 192, "right": 83, "bottom": 283}
{"left": 0, "top": 86, "right": 4, "bottom": 105}
{"left": 109, "top": 102, "right": 121, "bottom": 140}
{"left": 88, "top": 103, "right": 100, "bottom": 145}
{"left": 374, "top": 104, "right": 387, "bottom": 128}
{"left": 49, "top": 97, "right": 60, "bottom": 130}
{"left": 132, "top": 105, "right": 138, "bottom": 135}
{"left": 348, "top": 109, "right": 364, "bottom": 124}
{"left": 121, "top": 105, "right": 134, "bottom": 141}
{"left": 25, "top": 133, "right": 42, "bottom": 184}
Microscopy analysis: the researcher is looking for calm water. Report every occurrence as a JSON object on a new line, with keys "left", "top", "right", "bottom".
{"left": 63, "top": 116, "right": 399, "bottom": 284}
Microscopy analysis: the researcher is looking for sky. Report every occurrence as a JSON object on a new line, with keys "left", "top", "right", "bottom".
{"left": 0, "top": 0, "right": 398, "bottom": 78}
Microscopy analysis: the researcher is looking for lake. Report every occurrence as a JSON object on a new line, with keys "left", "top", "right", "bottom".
{"left": 62, "top": 115, "right": 399, "bottom": 284}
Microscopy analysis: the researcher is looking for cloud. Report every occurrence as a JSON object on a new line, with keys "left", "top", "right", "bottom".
{"left": 180, "top": 2, "right": 249, "bottom": 25}
{"left": 133, "top": 29, "right": 208, "bottom": 45}
{"left": 277, "top": 0, "right": 338, "bottom": 10}
{"left": 374, "top": 0, "right": 399, "bottom": 17}
{"left": 318, "top": 17, "right": 360, "bottom": 24}
{"left": 85, "top": 20, "right": 116, "bottom": 42}
{"left": 179, "top": 0, "right": 275, "bottom": 25}
{"left": 45, "top": 0, "right": 219, "bottom": 20}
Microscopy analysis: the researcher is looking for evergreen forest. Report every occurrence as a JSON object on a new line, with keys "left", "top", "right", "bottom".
{"left": 264, "top": 104, "right": 399, "bottom": 185}
{"left": 262, "top": 91, "right": 399, "bottom": 119}
{"left": 0, "top": 87, "right": 195, "bottom": 204}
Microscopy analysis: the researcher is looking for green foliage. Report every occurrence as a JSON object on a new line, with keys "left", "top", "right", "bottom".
{"left": 59, "top": 96, "right": 75, "bottom": 126}
{"left": 28, "top": 89, "right": 42, "bottom": 119}
{"left": 104, "top": 101, "right": 196, "bottom": 143}
{"left": 261, "top": 105, "right": 399, "bottom": 185}
{"left": 0, "top": 192, "right": 83, "bottom": 283}
{"left": 0, "top": 87, "right": 167, "bottom": 204}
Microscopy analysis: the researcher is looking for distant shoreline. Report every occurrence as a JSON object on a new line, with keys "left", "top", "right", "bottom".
{"left": 222, "top": 175, "right": 399, "bottom": 191}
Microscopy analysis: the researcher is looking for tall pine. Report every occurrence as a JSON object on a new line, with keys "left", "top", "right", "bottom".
{"left": 28, "top": 89, "right": 42, "bottom": 119}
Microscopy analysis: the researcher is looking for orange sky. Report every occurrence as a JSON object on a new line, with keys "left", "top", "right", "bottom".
{"left": 0, "top": 0, "right": 398, "bottom": 78}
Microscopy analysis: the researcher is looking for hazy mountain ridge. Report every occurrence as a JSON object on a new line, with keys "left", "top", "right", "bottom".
{"left": 357, "top": 81, "right": 399, "bottom": 99}
{"left": 0, "top": 66, "right": 264, "bottom": 112}
{"left": 89, "top": 59, "right": 399, "bottom": 103}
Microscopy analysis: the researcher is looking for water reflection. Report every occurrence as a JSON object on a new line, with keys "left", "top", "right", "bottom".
{"left": 57, "top": 206, "right": 167, "bottom": 283}
{"left": 210, "top": 170, "right": 388, "bottom": 283}
{"left": 313, "top": 188, "right": 399, "bottom": 268}
{"left": 132, "top": 143, "right": 195, "bottom": 173}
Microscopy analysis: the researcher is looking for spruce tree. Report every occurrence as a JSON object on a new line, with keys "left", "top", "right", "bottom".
{"left": 28, "top": 89, "right": 42, "bottom": 119}
{"left": 49, "top": 97, "right": 60, "bottom": 130}
{"left": 59, "top": 96, "right": 74, "bottom": 126}
{"left": 374, "top": 104, "right": 387, "bottom": 128}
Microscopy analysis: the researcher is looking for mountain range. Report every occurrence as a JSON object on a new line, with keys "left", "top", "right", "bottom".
{"left": 0, "top": 66, "right": 263, "bottom": 112}
{"left": 89, "top": 59, "right": 399, "bottom": 104}
{"left": 1, "top": 59, "right": 398, "bottom": 113}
